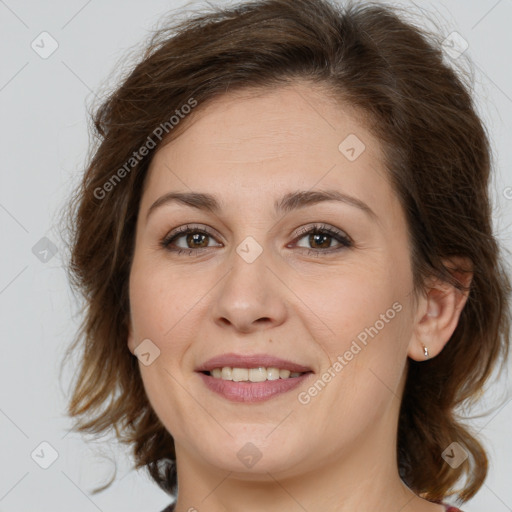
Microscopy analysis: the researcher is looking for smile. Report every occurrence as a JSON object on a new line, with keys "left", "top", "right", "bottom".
{"left": 206, "top": 366, "right": 306, "bottom": 381}
{"left": 197, "top": 370, "right": 313, "bottom": 402}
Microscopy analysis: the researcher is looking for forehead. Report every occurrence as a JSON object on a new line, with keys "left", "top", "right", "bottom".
{"left": 142, "top": 83, "right": 398, "bottom": 224}
{"left": 157, "top": 83, "right": 377, "bottom": 161}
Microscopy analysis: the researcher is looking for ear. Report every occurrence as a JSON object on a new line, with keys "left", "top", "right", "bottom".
{"left": 408, "top": 257, "right": 473, "bottom": 361}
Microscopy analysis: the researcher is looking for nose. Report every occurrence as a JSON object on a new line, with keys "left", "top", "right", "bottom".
{"left": 209, "top": 243, "right": 288, "bottom": 334}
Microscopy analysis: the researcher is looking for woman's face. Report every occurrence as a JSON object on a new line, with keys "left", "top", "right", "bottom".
{"left": 128, "top": 83, "right": 418, "bottom": 480}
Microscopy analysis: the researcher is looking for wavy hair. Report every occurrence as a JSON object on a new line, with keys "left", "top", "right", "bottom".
{"left": 61, "top": 0, "right": 511, "bottom": 503}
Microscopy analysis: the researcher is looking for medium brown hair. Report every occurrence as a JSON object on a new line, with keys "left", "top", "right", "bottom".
{"left": 61, "top": 0, "right": 511, "bottom": 503}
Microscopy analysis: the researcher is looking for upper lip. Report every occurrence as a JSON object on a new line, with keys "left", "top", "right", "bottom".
{"left": 196, "top": 353, "right": 313, "bottom": 373}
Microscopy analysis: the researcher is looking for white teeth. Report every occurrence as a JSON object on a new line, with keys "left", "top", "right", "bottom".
{"left": 248, "top": 367, "right": 267, "bottom": 382}
{"left": 267, "top": 367, "right": 280, "bottom": 380}
{"left": 232, "top": 368, "right": 249, "bottom": 382}
{"left": 279, "top": 369, "right": 290, "bottom": 379}
{"left": 221, "top": 367, "right": 232, "bottom": 380}
{"left": 208, "top": 366, "right": 307, "bottom": 381}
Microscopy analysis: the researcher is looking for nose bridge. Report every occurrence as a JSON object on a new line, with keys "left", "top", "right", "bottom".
{"left": 227, "top": 233, "right": 272, "bottom": 300}
{"left": 210, "top": 231, "right": 288, "bottom": 330}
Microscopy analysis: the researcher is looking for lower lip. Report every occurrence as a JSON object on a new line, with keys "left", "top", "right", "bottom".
{"left": 197, "top": 371, "right": 313, "bottom": 403}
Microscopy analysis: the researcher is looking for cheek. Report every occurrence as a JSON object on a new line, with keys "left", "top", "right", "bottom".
{"left": 291, "top": 257, "right": 412, "bottom": 405}
{"left": 128, "top": 265, "right": 201, "bottom": 437}
{"left": 129, "top": 262, "right": 202, "bottom": 342}
{"left": 291, "top": 262, "right": 401, "bottom": 348}
{"left": 307, "top": 305, "right": 410, "bottom": 440}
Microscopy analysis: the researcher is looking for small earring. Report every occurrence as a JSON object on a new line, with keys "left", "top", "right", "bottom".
{"left": 423, "top": 344, "right": 430, "bottom": 359}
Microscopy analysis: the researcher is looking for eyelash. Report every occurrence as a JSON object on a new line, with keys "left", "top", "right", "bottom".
{"left": 160, "top": 223, "right": 352, "bottom": 257}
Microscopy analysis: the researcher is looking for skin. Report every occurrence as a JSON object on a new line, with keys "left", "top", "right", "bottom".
{"left": 127, "top": 82, "right": 471, "bottom": 512}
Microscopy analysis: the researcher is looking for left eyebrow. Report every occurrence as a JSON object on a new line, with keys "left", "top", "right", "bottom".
{"left": 145, "top": 189, "right": 377, "bottom": 222}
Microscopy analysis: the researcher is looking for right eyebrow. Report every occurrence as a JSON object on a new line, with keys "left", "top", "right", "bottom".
{"left": 145, "top": 189, "right": 377, "bottom": 222}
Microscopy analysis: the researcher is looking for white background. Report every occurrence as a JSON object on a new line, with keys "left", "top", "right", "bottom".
{"left": 0, "top": 0, "right": 511, "bottom": 511}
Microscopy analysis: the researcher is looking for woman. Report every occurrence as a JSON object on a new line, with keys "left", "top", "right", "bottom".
{"left": 62, "top": 0, "right": 511, "bottom": 510}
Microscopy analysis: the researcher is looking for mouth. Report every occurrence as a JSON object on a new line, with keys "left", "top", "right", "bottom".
{"left": 195, "top": 353, "right": 314, "bottom": 403}
{"left": 200, "top": 367, "right": 311, "bottom": 382}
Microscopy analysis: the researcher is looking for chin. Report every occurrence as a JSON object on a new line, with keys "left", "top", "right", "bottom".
{"left": 194, "top": 434, "right": 308, "bottom": 477}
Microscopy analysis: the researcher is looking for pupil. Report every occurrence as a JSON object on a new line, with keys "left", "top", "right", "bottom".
{"left": 187, "top": 233, "right": 208, "bottom": 248}
{"left": 310, "top": 233, "right": 330, "bottom": 249}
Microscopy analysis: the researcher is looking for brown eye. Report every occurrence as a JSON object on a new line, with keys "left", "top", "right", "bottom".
{"left": 161, "top": 223, "right": 351, "bottom": 256}
{"left": 183, "top": 232, "right": 210, "bottom": 248}
{"left": 305, "top": 232, "right": 333, "bottom": 249}
{"left": 293, "top": 224, "right": 352, "bottom": 253}
{"left": 161, "top": 225, "right": 222, "bottom": 254}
